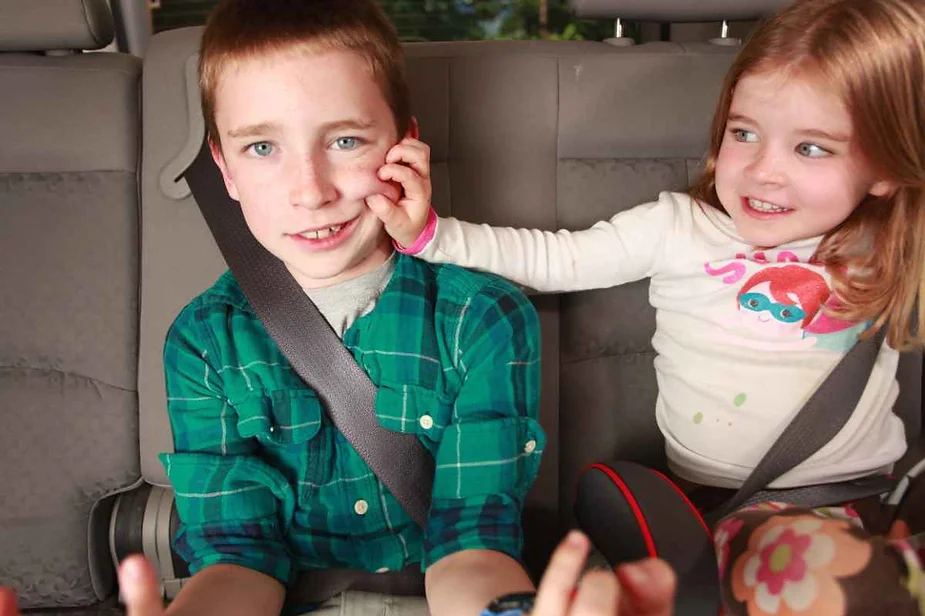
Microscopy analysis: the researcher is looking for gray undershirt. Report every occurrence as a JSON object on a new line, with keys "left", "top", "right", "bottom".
{"left": 302, "top": 253, "right": 396, "bottom": 338}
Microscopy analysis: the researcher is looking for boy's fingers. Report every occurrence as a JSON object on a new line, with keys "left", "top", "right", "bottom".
{"left": 571, "top": 569, "right": 619, "bottom": 616}
{"left": 533, "top": 531, "right": 591, "bottom": 616}
{"left": 0, "top": 587, "right": 21, "bottom": 616}
{"left": 616, "top": 560, "right": 676, "bottom": 616}
{"left": 117, "top": 556, "right": 165, "bottom": 616}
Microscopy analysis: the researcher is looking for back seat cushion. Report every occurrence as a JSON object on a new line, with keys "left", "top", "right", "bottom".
{"left": 0, "top": 52, "right": 141, "bottom": 608}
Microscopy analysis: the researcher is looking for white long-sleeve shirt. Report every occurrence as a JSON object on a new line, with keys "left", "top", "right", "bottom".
{"left": 416, "top": 191, "right": 906, "bottom": 488}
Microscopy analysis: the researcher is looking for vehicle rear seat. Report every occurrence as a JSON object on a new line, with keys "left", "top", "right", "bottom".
{"left": 3, "top": 0, "right": 923, "bottom": 612}
{"left": 0, "top": 1, "right": 142, "bottom": 613}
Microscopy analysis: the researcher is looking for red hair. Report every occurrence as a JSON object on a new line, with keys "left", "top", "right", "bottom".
{"left": 689, "top": 0, "right": 925, "bottom": 349}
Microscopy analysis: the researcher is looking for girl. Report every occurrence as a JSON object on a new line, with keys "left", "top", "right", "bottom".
{"left": 368, "top": 0, "right": 925, "bottom": 612}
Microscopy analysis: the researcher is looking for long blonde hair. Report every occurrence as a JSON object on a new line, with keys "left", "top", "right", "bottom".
{"left": 689, "top": 0, "right": 925, "bottom": 349}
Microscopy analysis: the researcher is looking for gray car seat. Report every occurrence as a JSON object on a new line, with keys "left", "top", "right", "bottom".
{"left": 0, "top": 0, "right": 142, "bottom": 612}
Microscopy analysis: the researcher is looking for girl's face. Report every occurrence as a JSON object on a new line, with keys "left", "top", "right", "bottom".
{"left": 714, "top": 71, "right": 893, "bottom": 248}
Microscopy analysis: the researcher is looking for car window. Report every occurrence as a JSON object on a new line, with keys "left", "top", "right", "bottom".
{"left": 148, "top": 0, "right": 622, "bottom": 41}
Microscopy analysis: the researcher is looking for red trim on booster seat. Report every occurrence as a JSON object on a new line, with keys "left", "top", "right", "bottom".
{"left": 589, "top": 463, "right": 658, "bottom": 559}
{"left": 650, "top": 469, "right": 714, "bottom": 539}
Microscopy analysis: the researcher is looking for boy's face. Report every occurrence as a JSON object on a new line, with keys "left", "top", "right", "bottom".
{"left": 210, "top": 49, "right": 404, "bottom": 288}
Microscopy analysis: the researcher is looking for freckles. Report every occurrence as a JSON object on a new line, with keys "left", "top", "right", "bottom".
{"left": 341, "top": 161, "right": 401, "bottom": 201}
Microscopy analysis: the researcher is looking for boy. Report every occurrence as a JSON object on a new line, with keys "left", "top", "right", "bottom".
{"left": 0, "top": 0, "right": 678, "bottom": 613}
{"left": 156, "top": 0, "right": 545, "bottom": 614}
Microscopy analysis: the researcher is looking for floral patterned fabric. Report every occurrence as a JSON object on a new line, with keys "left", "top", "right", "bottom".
{"left": 715, "top": 483, "right": 925, "bottom": 615}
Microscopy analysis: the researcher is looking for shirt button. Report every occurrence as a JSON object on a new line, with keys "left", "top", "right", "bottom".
{"left": 524, "top": 440, "right": 537, "bottom": 454}
{"left": 269, "top": 425, "right": 276, "bottom": 433}
{"left": 354, "top": 499, "right": 369, "bottom": 516}
{"left": 419, "top": 415, "right": 434, "bottom": 430}
{"left": 376, "top": 567, "right": 390, "bottom": 573}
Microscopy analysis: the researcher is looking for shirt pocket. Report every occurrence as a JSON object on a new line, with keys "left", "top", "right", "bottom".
{"left": 374, "top": 380, "right": 452, "bottom": 448}
{"left": 232, "top": 389, "right": 324, "bottom": 447}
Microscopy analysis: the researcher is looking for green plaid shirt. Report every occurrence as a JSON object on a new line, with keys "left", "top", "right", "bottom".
{"left": 160, "top": 254, "right": 544, "bottom": 585}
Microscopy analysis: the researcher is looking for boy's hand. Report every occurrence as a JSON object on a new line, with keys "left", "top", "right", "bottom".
{"left": 532, "top": 531, "right": 676, "bottom": 616}
{"left": 366, "top": 137, "right": 433, "bottom": 249}
{"left": 0, "top": 556, "right": 165, "bottom": 616}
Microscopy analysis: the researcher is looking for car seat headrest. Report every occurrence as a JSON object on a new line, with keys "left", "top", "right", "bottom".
{"left": 0, "top": 0, "right": 115, "bottom": 52}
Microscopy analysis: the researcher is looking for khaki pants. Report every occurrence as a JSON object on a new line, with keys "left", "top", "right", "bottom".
{"left": 304, "top": 591, "right": 430, "bottom": 616}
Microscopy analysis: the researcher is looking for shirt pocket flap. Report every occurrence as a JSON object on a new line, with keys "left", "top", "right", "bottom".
{"left": 374, "top": 380, "right": 448, "bottom": 443}
{"left": 233, "top": 389, "right": 324, "bottom": 445}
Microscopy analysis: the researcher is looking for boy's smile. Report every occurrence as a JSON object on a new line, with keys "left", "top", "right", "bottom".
{"left": 210, "top": 48, "right": 403, "bottom": 288}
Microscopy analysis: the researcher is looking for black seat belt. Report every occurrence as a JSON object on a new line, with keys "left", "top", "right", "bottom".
{"left": 182, "top": 138, "right": 435, "bottom": 529}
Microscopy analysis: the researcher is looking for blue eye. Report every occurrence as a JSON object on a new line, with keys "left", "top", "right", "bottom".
{"left": 796, "top": 142, "right": 830, "bottom": 158}
{"left": 731, "top": 128, "right": 759, "bottom": 143}
{"left": 333, "top": 137, "right": 360, "bottom": 150}
{"left": 249, "top": 142, "right": 274, "bottom": 157}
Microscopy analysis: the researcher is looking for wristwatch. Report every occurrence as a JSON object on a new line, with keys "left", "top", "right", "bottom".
{"left": 479, "top": 591, "right": 537, "bottom": 616}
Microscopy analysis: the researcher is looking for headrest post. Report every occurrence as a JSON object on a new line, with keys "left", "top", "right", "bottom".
{"left": 604, "top": 17, "right": 635, "bottom": 47}
{"left": 569, "top": 0, "right": 787, "bottom": 23}
{"left": 709, "top": 19, "right": 741, "bottom": 46}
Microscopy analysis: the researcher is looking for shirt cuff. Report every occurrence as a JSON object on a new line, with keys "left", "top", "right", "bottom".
{"left": 423, "top": 494, "right": 524, "bottom": 568}
{"left": 393, "top": 208, "right": 437, "bottom": 255}
{"left": 173, "top": 519, "right": 294, "bottom": 585}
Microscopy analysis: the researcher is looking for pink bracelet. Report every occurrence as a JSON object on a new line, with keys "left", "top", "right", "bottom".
{"left": 393, "top": 208, "right": 437, "bottom": 255}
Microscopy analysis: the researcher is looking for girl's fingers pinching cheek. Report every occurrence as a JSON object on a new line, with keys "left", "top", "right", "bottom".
{"left": 385, "top": 141, "right": 421, "bottom": 164}
{"left": 377, "top": 163, "right": 415, "bottom": 186}
{"left": 533, "top": 531, "right": 591, "bottom": 616}
{"left": 386, "top": 144, "right": 430, "bottom": 177}
{"left": 365, "top": 194, "right": 396, "bottom": 221}
{"left": 385, "top": 144, "right": 404, "bottom": 164}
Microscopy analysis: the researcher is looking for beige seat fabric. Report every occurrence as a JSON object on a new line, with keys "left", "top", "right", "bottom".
{"left": 0, "top": 0, "right": 141, "bottom": 611}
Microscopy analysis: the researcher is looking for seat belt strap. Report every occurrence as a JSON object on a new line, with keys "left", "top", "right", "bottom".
{"left": 706, "top": 326, "right": 888, "bottom": 524}
{"left": 183, "top": 138, "right": 435, "bottom": 529}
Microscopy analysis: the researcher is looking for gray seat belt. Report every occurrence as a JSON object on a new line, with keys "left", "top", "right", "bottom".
{"left": 704, "top": 324, "right": 892, "bottom": 524}
{"left": 182, "top": 139, "right": 435, "bottom": 529}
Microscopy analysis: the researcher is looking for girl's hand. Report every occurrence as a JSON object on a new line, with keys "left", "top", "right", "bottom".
{"left": 533, "top": 531, "right": 676, "bottom": 616}
{"left": 366, "top": 137, "right": 433, "bottom": 250}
